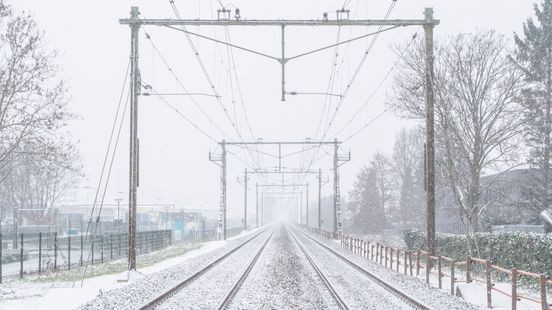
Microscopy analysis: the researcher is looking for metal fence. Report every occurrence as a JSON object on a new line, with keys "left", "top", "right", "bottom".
{"left": 0, "top": 230, "right": 171, "bottom": 282}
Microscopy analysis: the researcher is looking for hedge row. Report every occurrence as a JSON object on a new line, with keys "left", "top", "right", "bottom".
{"left": 403, "top": 230, "right": 552, "bottom": 277}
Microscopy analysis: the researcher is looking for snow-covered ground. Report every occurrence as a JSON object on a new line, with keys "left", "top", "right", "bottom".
{"left": 3, "top": 224, "right": 523, "bottom": 309}
{"left": 0, "top": 238, "right": 226, "bottom": 310}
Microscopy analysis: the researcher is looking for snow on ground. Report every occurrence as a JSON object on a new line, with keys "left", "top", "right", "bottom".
{"left": 302, "top": 228, "right": 479, "bottom": 310}
{"left": 155, "top": 228, "right": 273, "bottom": 309}
{"left": 80, "top": 227, "right": 266, "bottom": 309}
{"left": 231, "top": 225, "right": 330, "bottom": 309}
{"left": 0, "top": 236, "right": 230, "bottom": 310}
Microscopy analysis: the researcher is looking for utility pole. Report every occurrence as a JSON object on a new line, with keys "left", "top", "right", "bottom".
{"left": 318, "top": 168, "right": 322, "bottom": 230}
{"left": 255, "top": 183, "right": 259, "bottom": 228}
{"left": 209, "top": 140, "right": 227, "bottom": 240}
{"left": 127, "top": 6, "right": 140, "bottom": 271}
{"left": 244, "top": 169, "right": 248, "bottom": 230}
{"left": 299, "top": 191, "right": 303, "bottom": 225}
{"left": 332, "top": 138, "right": 351, "bottom": 236}
{"left": 424, "top": 8, "right": 436, "bottom": 257}
{"left": 261, "top": 192, "right": 265, "bottom": 225}
{"left": 306, "top": 183, "right": 309, "bottom": 227}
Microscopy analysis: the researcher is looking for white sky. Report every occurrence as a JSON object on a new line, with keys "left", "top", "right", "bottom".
{"left": 12, "top": 0, "right": 536, "bottom": 218}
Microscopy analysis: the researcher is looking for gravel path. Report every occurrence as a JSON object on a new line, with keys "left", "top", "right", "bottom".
{"left": 80, "top": 227, "right": 272, "bottom": 310}
{"left": 230, "top": 225, "right": 332, "bottom": 309}
{"left": 296, "top": 227, "right": 479, "bottom": 310}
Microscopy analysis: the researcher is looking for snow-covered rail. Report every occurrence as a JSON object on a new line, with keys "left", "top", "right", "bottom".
{"left": 288, "top": 228, "right": 350, "bottom": 310}
{"left": 294, "top": 227, "right": 432, "bottom": 310}
{"left": 216, "top": 226, "right": 278, "bottom": 309}
{"left": 137, "top": 226, "right": 275, "bottom": 309}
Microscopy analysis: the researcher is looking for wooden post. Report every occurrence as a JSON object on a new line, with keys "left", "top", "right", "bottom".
{"left": 385, "top": 247, "right": 389, "bottom": 268}
{"left": 68, "top": 236, "right": 71, "bottom": 270}
{"left": 404, "top": 251, "right": 408, "bottom": 274}
{"left": 409, "top": 251, "right": 413, "bottom": 276}
{"left": 540, "top": 274, "right": 547, "bottom": 310}
{"left": 451, "top": 260, "right": 456, "bottom": 295}
{"left": 80, "top": 235, "right": 83, "bottom": 266}
{"left": 416, "top": 250, "right": 421, "bottom": 276}
{"left": 466, "top": 256, "right": 472, "bottom": 283}
{"left": 54, "top": 232, "right": 57, "bottom": 269}
{"left": 512, "top": 269, "right": 517, "bottom": 310}
{"left": 38, "top": 233, "right": 42, "bottom": 274}
{"left": 389, "top": 248, "right": 393, "bottom": 268}
{"left": 438, "top": 256, "right": 442, "bottom": 289}
{"left": 19, "top": 233, "right": 23, "bottom": 278}
{"left": 397, "top": 249, "right": 400, "bottom": 272}
{"left": 426, "top": 253, "right": 430, "bottom": 284}
{"left": 485, "top": 260, "right": 492, "bottom": 308}
{"left": 376, "top": 243, "right": 380, "bottom": 263}
{"left": 371, "top": 244, "right": 374, "bottom": 261}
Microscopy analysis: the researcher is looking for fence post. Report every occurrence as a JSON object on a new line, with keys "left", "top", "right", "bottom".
{"left": 20, "top": 233, "right": 23, "bottom": 278}
{"left": 512, "top": 269, "right": 517, "bottom": 310}
{"left": 451, "top": 260, "right": 456, "bottom": 295}
{"left": 385, "top": 247, "right": 389, "bottom": 268}
{"left": 38, "top": 232, "right": 42, "bottom": 274}
{"left": 396, "top": 249, "right": 400, "bottom": 272}
{"left": 425, "top": 253, "right": 430, "bottom": 284}
{"left": 438, "top": 256, "right": 442, "bottom": 289}
{"left": 54, "top": 232, "right": 57, "bottom": 270}
{"left": 101, "top": 235, "right": 104, "bottom": 263}
{"left": 540, "top": 274, "right": 547, "bottom": 310}
{"left": 416, "top": 250, "right": 421, "bottom": 276}
{"left": 0, "top": 233, "right": 2, "bottom": 283}
{"left": 91, "top": 238, "right": 94, "bottom": 265}
{"left": 68, "top": 236, "right": 71, "bottom": 270}
{"left": 485, "top": 260, "right": 492, "bottom": 308}
{"left": 404, "top": 251, "right": 407, "bottom": 274}
{"left": 376, "top": 243, "right": 380, "bottom": 263}
{"left": 466, "top": 256, "right": 472, "bottom": 283}
{"left": 80, "top": 235, "right": 83, "bottom": 266}
{"left": 389, "top": 248, "right": 393, "bottom": 268}
{"left": 409, "top": 251, "right": 413, "bottom": 276}
{"left": 371, "top": 244, "right": 374, "bottom": 261}
{"left": 110, "top": 234, "right": 113, "bottom": 260}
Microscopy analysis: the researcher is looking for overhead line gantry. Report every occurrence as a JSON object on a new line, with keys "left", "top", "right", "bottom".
{"left": 120, "top": 5, "right": 439, "bottom": 271}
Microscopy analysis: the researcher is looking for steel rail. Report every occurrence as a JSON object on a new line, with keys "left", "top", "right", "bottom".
{"left": 288, "top": 227, "right": 349, "bottom": 310}
{"left": 137, "top": 226, "right": 273, "bottom": 309}
{"left": 295, "top": 227, "right": 433, "bottom": 310}
{"left": 216, "top": 225, "right": 279, "bottom": 309}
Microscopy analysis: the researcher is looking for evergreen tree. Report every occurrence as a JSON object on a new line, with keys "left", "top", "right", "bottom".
{"left": 514, "top": 0, "right": 552, "bottom": 214}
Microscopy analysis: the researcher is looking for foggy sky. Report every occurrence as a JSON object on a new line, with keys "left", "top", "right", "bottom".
{"left": 12, "top": 0, "right": 535, "bottom": 218}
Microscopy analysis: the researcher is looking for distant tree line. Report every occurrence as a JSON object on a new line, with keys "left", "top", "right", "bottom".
{"left": 346, "top": 0, "right": 552, "bottom": 236}
{"left": 0, "top": 2, "right": 79, "bottom": 229}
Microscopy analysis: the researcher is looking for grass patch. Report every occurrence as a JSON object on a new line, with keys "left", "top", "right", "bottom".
{"left": 27, "top": 242, "right": 202, "bottom": 283}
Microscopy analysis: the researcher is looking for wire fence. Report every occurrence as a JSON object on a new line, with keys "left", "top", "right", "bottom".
{"left": 0, "top": 230, "right": 171, "bottom": 282}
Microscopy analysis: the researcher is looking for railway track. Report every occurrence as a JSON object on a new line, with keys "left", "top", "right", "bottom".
{"left": 293, "top": 226, "right": 432, "bottom": 310}
{"left": 137, "top": 225, "right": 276, "bottom": 309}
{"left": 215, "top": 226, "right": 278, "bottom": 309}
{"left": 288, "top": 227, "right": 350, "bottom": 310}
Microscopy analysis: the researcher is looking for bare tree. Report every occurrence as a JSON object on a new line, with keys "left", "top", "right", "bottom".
{"left": 391, "top": 127, "right": 425, "bottom": 229}
{"left": 389, "top": 31, "right": 524, "bottom": 240}
{"left": 0, "top": 2, "right": 70, "bottom": 182}
{"left": 0, "top": 2, "right": 78, "bottom": 228}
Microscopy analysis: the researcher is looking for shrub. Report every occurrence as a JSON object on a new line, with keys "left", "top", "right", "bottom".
{"left": 403, "top": 230, "right": 552, "bottom": 276}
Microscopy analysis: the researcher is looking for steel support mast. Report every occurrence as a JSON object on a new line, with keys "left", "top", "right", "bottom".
{"left": 424, "top": 8, "right": 436, "bottom": 257}
{"left": 127, "top": 6, "right": 140, "bottom": 271}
